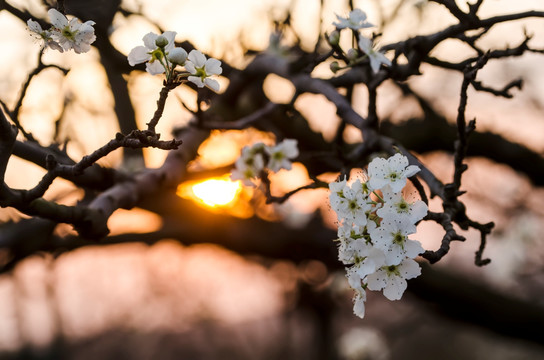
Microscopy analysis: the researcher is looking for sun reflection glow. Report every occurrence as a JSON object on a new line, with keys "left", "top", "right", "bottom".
{"left": 189, "top": 177, "right": 241, "bottom": 207}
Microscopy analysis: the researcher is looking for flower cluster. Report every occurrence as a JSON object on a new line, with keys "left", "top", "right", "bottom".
{"left": 329, "top": 153, "right": 428, "bottom": 318}
{"left": 127, "top": 31, "right": 222, "bottom": 91}
{"left": 27, "top": 9, "right": 96, "bottom": 54}
{"left": 329, "top": 8, "right": 391, "bottom": 74}
{"left": 230, "top": 139, "right": 299, "bottom": 186}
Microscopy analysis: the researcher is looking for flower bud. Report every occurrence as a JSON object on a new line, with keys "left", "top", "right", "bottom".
{"left": 328, "top": 30, "right": 340, "bottom": 46}
{"left": 155, "top": 35, "right": 169, "bottom": 48}
{"left": 330, "top": 61, "right": 340, "bottom": 73}
{"left": 347, "top": 48, "right": 359, "bottom": 61}
{"left": 168, "top": 47, "right": 188, "bottom": 65}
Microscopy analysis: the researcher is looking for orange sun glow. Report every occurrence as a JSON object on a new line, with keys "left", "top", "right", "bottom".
{"left": 183, "top": 176, "right": 242, "bottom": 207}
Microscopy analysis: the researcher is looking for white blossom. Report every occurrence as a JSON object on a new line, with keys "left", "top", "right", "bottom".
{"left": 127, "top": 31, "right": 176, "bottom": 75}
{"left": 358, "top": 36, "right": 392, "bottom": 74}
{"left": 264, "top": 139, "right": 299, "bottom": 172}
{"left": 333, "top": 9, "right": 374, "bottom": 30}
{"left": 329, "top": 176, "right": 347, "bottom": 209}
{"left": 334, "top": 183, "right": 371, "bottom": 227}
{"left": 367, "top": 153, "right": 420, "bottom": 193}
{"left": 346, "top": 270, "right": 367, "bottom": 318}
{"left": 346, "top": 241, "right": 385, "bottom": 278}
{"left": 185, "top": 50, "right": 222, "bottom": 91}
{"left": 366, "top": 258, "right": 421, "bottom": 300}
{"left": 369, "top": 218, "right": 424, "bottom": 266}
{"left": 230, "top": 144, "right": 265, "bottom": 186}
{"left": 48, "top": 9, "right": 96, "bottom": 54}
{"left": 377, "top": 188, "right": 428, "bottom": 224}
{"left": 27, "top": 19, "right": 64, "bottom": 52}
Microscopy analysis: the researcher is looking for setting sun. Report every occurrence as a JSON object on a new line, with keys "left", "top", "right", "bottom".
{"left": 190, "top": 177, "right": 241, "bottom": 207}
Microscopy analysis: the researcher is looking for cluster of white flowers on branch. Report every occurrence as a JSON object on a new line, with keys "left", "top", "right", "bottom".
{"left": 230, "top": 139, "right": 299, "bottom": 186}
{"left": 27, "top": 9, "right": 96, "bottom": 54}
{"left": 329, "top": 153, "right": 428, "bottom": 318}
{"left": 328, "top": 8, "right": 391, "bottom": 74}
{"left": 128, "top": 31, "right": 222, "bottom": 91}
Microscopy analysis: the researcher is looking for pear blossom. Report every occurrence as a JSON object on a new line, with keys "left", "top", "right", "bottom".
{"left": 230, "top": 145, "right": 265, "bottom": 186}
{"left": 333, "top": 181, "right": 371, "bottom": 227}
{"left": 185, "top": 50, "right": 222, "bottom": 91}
{"left": 345, "top": 241, "right": 385, "bottom": 278}
{"left": 48, "top": 9, "right": 95, "bottom": 54}
{"left": 378, "top": 189, "right": 428, "bottom": 224}
{"left": 127, "top": 31, "right": 176, "bottom": 75}
{"left": 346, "top": 268, "right": 368, "bottom": 318}
{"left": 367, "top": 153, "right": 420, "bottom": 193}
{"left": 358, "top": 36, "right": 392, "bottom": 74}
{"left": 329, "top": 153, "right": 427, "bottom": 318}
{"left": 369, "top": 218, "right": 424, "bottom": 266}
{"left": 264, "top": 139, "right": 299, "bottom": 172}
{"left": 333, "top": 9, "right": 374, "bottom": 30}
{"left": 366, "top": 258, "right": 421, "bottom": 300}
{"left": 329, "top": 176, "right": 347, "bottom": 208}
{"left": 27, "top": 19, "right": 64, "bottom": 52}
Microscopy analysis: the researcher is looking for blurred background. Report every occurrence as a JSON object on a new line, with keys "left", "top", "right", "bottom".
{"left": 0, "top": 0, "right": 544, "bottom": 359}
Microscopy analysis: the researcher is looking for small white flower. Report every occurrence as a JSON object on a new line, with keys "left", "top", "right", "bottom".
{"left": 185, "top": 50, "right": 222, "bottom": 91}
{"left": 369, "top": 218, "right": 424, "bottom": 266}
{"left": 346, "top": 270, "right": 367, "bottom": 318}
{"left": 264, "top": 139, "right": 299, "bottom": 172}
{"left": 358, "top": 37, "right": 392, "bottom": 74}
{"left": 333, "top": 9, "right": 374, "bottom": 30}
{"left": 48, "top": 9, "right": 96, "bottom": 54}
{"left": 367, "top": 153, "right": 420, "bottom": 193}
{"left": 230, "top": 144, "right": 265, "bottom": 186}
{"left": 377, "top": 189, "right": 428, "bottom": 224}
{"left": 334, "top": 184, "right": 371, "bottom": 227}
{"left": 27, "top": 19, "right": 64, "bottom": 52}
{"left": 329, "top": 176, "right": 347, "bottom": 209}
{"left": 127, "top": 31, "right": 177, "bottom": 75}
{"left": 366, "top": 258, "right": 421, "bottom": 301}
{"left": 346, "top": 241, "right": 385, "bottom": 278}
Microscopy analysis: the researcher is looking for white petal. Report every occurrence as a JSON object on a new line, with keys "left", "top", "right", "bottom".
{"left": 204, "top": 78, "right": 220, "bottom": 92}
{"left": 404, "top": 164, "right": 420, "bottom": 178}
{"left": 128, "top": 46, "right": 151, "bottom": 66}
{"left": 358, "top": 36, "right": 372, "bottom": 53}
{"left": 188, "top": 75, "right": 205, "bottom": 88}
{"left": 353, "top": 292, "right": 366, "bottom": 318}
{"left": 369, "top": 55, "right": 382, "bottom": 74}
{"left": 27, "top": 19, "right": 42, "bottom": 33}
{"left": 73, "top": 41, "right": 91, "bottom": 54}
{"left": 146, "top": 61, "right": 165, "bottom": 75}
{"left": 389, "top": 178, "right": 408, "bottom": 193}
{"left": 205, "top": 58, "right": 222, "bottom": 75}
{"left": 188, "top": 50, "right": 206, "bottom": 67}
{"left": 47, "top": 40, "right": 64, "bottom": 53}
{"left": 281, "top": 139, "right": 299, "bottom": 158}
{"left": 383, "top": 276, "right": 407, "bottom": 301}
{"left": 184, "top": 61, "right": 196, "bottom": 74}
{"left": 48, "top": 8, "right": 68, "bottom": 29}
{"left": 384, "top": 245, "right": 405, "bottom": 266}
{"left": 398, "top": 258, "right": 421, "bottom": 280}
{"left": 366, "top": 269, "right": 387, "bottom": 291}
{"left": 410, "top": 201, "right": 428, "bottom": 223}
{"left": 142, "top": 32, "right": 158, "bottom": 50}
{"left": 404, "top": 239, "right": 424, "bottom": 259}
